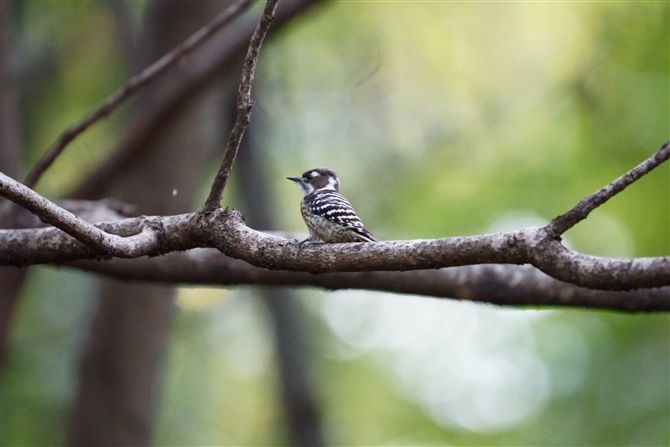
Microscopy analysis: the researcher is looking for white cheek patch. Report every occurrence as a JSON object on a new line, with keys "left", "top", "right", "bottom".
{"left": 299, "top": 182, "right": 315, "bottom": 196}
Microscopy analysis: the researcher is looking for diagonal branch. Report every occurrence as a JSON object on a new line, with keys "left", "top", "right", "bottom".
{"left": 70, "top": 0, "right": 320, "bottom": 201}
{"left": 204, "top": 0, "right": 279, "bottom": 209}
{"left": 1, "top": 172, "right": 158, "bottom": 257}
{"left": 22, "top": 0, "right": 255, "bottom": 190}
{"left": 545, "top": 141, "right": 670, "bottom": 238}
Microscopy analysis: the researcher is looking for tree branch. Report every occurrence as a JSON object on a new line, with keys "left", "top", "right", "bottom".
{"left": 204, "top": 0, "right": 279, "bottom": 209}
{"left": 70, "top": 0, "right": 320, "bottom": 201}
{"left": 0, "top": 172, "right": 158, "bottom": 257}
{"left": 69, "top": 250, "right": 670, "bottom": 312}
{"left": 22, "top": 0, "right": 255, "bottom": 189}
{"left": 3, "top": 139, "right": 669, "bottom": 290}
{"left": 545, "top": 140, "right": 670, "bottom": 238}
{"left": 2, "top": 207, "right": 668, "bottom": 291}
{"left": 202, "top": 210, "right": 670, "bottom": 290}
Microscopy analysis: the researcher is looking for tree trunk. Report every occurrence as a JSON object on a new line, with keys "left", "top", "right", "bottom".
{"left": 66, "top": 2, "right": 226, "bottom": 445}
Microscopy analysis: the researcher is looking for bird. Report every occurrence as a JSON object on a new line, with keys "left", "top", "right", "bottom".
{"left": 287, "top": 168, "right": 375, "bottom": 254}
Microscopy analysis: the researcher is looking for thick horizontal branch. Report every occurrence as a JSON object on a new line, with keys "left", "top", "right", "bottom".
{"left": 0, "top": 212, "right": 195, "bottom": 265}
{"left": 2, "top": 208, "right": 668, "bottom": 292}
{"left": 69, "top": 250, "right": 670, "bottom": 312}
{"left": 203, "top": 210, "right": 670, "bottom": 291}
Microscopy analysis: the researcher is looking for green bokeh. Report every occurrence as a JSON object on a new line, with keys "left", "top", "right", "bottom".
{"left": 2, "top": 2, "right": 668, "bottom": 446}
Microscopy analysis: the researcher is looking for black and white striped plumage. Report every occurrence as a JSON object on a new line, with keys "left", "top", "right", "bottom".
{"left": 287, "top": 168, "right": 375, "bottom": 244}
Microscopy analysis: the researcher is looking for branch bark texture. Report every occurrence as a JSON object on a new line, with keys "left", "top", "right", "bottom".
{"left": 70, "top": 250, "right": 670, "bottom": 312}
{"left": 2, "top": 208, "right": 668, "bottom": 292}
{"left": 1, "top": 172, "right": 158, "bottom": 257}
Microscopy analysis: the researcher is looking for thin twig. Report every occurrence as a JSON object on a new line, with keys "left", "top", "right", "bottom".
{"left": 545, "top": 140, "right": 670, "bottom": 238}
{"left": 204, "top": 0, "right": 280, "bottom": 210}
{"left": 22, "top": 0, "right": 255, "bottom": 190}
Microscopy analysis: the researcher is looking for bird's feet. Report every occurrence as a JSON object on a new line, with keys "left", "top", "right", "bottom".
{"left": 291, "top": 238, "right": 317, "bottom": 259}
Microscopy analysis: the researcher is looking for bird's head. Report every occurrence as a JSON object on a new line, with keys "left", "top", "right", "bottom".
{"left": 287, "top": 168, "right": 340, "bottom": 196}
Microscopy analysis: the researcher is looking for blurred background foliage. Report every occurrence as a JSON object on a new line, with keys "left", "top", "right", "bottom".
{"left": 1, "top": 1, "right": 668, "bottom": 445}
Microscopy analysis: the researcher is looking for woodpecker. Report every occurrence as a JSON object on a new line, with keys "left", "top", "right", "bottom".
{"left": 287, "top": 168, "right": 375, "bottom": 253}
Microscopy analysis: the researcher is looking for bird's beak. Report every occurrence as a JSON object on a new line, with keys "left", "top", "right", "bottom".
{"left": 286, "top": 176, "right": 301, "bottom": 183}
